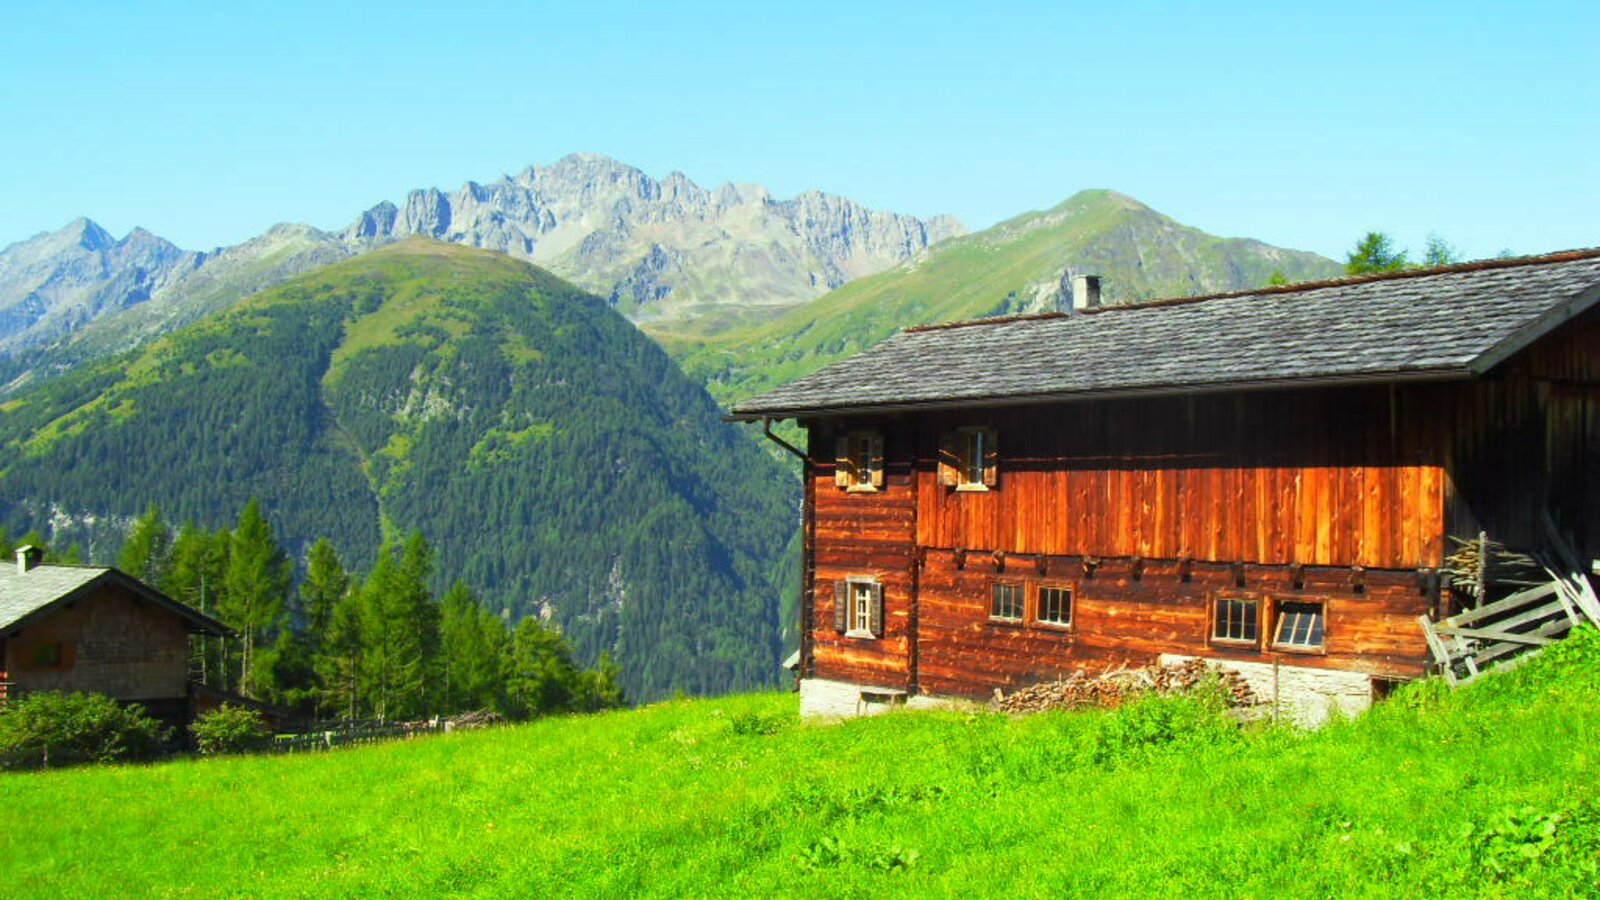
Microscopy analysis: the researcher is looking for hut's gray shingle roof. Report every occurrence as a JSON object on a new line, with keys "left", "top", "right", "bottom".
{"left": 730, "top": 250, "right": 1600, "bottom": 418}
{"left": 0, "top": 565, "right": 108, "bottom": 630}
{"left": 0, "top": 564, "right": 231, "bottom": 635}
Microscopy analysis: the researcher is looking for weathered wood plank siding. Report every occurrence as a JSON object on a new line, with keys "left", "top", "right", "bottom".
{"left": 914, "top": 553, "right": 1430, "bottom": 698}
{"left": 1446, "top": 306, "right": 1600, "bottom": 559}
{"left": 808, "top": 430, "right": 917, "bottom": 690}
{"left": 911, "top": 387, "right": 1447, "bottom": 569}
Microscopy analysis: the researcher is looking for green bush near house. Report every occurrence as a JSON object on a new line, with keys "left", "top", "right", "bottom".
{"left": 0, "top": 691, "right": 169, "bottom": 770}
{"left": 189, "top": 704, "right": 271, "bottom": 755}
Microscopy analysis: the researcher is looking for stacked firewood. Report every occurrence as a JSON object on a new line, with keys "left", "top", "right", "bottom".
{"left": 995, "top": 658, "right": 1255, "bottom": 714}
{"left": 1445, "top": 532, "right": 1542, "bottom": 601}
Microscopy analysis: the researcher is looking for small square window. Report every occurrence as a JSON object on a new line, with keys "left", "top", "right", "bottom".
{"left": 991, "top": 582, "right": 1023, "bottom": 621}
{"left": 1274, "top": 601, "right": 1325, "bottom": 650}
{"left": 1037, "top": 586, "right": 1072, "bottom": 627}
{"left": 1212, "top": 597, "right": 1260, "bottom": 645}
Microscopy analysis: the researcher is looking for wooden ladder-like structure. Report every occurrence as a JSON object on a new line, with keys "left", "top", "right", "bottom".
{"left": 1419, "top": 518, "right": 1600, "bottom": 685}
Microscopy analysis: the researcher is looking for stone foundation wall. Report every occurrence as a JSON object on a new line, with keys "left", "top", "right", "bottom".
{"left": 1159, "top": 653, "right": 1375, "bottom": 727}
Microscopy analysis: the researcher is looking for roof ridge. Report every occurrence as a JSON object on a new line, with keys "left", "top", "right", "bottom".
{"left": 901, "top": 246, "right": 1600, "bottom": 334}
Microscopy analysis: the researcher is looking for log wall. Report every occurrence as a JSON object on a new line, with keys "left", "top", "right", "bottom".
{"left": 809, "top": 437, "right": 917, "bottom": 690}
{"left": 915, "top": 552, "right": 1431, "bottom": 698}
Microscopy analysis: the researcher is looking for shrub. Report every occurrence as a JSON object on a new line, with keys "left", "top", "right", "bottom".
{"left": 0, "top": 691, "right": 170, "bottom": 769}
{"left": 190, "top": 704, "right": 270, "bottom": 755}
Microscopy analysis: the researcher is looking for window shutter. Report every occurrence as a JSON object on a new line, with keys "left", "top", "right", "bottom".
{"left": 60, "top": 641, "right": 76, "bottom": 668}
{"left": 981, "top": 427, "right": 999, "bottom": 487}
{"left": 868, "top": 433, "right": 885, "bottom": 488}
{"left": 870, "top": 583, "right": 884, "bottom": 637}
{"left": 833, "top": 580, "right": 848, "bottom": 632}
{"left": 834, "top": 435, "right": 852, "bottom": 488}
{"left": 938, "top": 432, "right": 959, "bottom": 485}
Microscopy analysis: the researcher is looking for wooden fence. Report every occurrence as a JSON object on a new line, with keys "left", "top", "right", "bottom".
{"left": 1420, "top": 521, "right": 1600, "bottom": 685}
{"left": 271, "top": 719, "right": 445, "bottom": 753}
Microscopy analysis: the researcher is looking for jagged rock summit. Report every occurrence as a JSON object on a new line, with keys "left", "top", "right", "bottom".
{"left": 0, "top": 218, "right": 200, "bottom": 349}
{"left": 342, "top": 153, "right": 966, "bottom": 328}
{"left": 0, "top": 154, "right": 963, "bottom": 367}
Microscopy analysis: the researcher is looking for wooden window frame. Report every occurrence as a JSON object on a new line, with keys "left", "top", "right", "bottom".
{"left": 1034, "top": 583, "right": 1074, "bottom": 630}
{"left": 1271, "top": 599, "right": 1328, "bottom": 655}
{"left": 837, "top": 576, "right": 884, "bottom": 640}
{"left": 1208, "top": 593, "right": 1264, "bottom": 650}
{"left": 990, "top": 580, "right": 1024, "bottom": 624}
{"left": 834, "top": 430, "right": 884, "bottom": 493}
{"left": 939, "top": 426, "right": 998, "bottom": 492}
{"left": 18, "top": 640, "right": 75, "bottom": 672}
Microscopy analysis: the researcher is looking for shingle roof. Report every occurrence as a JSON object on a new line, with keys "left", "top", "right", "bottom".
{"left": 0, "top": 564, "right": 231, "bottom": 636}
{"left": 729, "top": 249, "right": 1600, "bottom": 419}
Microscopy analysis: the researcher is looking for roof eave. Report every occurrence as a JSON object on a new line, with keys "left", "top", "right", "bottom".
{"left": 1468, "top": 282, "right": 1600, "bottom": 376}
{"left": 0, "top": 569, "right": 234, "bottom": 638}
{"left": 726, "top": 366, "right": 1471, "bottom": 422}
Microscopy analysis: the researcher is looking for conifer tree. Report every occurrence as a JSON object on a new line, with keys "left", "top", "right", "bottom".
{"left": 359, "top": 532, "right": 437, "bottom": 720}
{"left": 300, "top": 539, "right": 348, "bottom": 653}
{"left": 117, "top": 503, "right": 173, "bottom": 583}
{"left": 164, "top": 523, "right": 230, "bottom": 688}
{"left": 506, "top": 616, "right": 578, "bottom": 717}
{"left": 222, "top": 499, "right": 290, "bottom": 697}
{"left": 321, "top": 574, "right": 366, "bottom": 719}
{"left": 439, "top": 582, "right": 509, "bottom": 713}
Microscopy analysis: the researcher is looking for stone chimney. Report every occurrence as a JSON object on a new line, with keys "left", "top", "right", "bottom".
{"left": 1072, "top": 275, "right": 1102, "bottom": 313}
{"left": 16, "top": 545, "right": 43, "bottom": 575}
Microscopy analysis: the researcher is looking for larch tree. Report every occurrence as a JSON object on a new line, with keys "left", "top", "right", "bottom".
{"left": 221, "top": 499, "right": 290, "bottom": 697}
{"left": 117, "top": 503, "right": 173, "bottom": 583}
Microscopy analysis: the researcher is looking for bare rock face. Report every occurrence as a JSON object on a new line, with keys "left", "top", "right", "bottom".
{"left": 342, "top": 153, "right": 966, "bottom": 325}
{"left": 0, "top": 154, "right": 963, "bottom": 370}
{"left": 0, "top": 219, "right": 199, "bottom": 350}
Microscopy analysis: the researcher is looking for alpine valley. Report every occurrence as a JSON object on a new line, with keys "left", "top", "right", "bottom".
{"left": 0, "top": 154, "right": 1342, "bottom": 698}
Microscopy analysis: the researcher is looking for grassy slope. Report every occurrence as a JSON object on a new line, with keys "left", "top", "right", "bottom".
{"left": 666, "top": 190, "right": 1341, "bottom": 406}
{"left": 6, "top": 630, "right": 1599, "bottom": 897}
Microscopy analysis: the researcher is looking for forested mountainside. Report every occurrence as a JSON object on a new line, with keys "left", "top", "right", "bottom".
{"left": 0, "top": 240, "right": 796, "bottom": 701}
{"left": 0, "top": 154, "right": 960, "bottom": 389}
{"left": 669, "top": 189, "right": 1342, "bottom": 405}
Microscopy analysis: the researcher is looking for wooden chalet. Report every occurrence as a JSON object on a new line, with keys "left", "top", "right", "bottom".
{"left": 730, "top": 249, "right": 1600, "bottom": 722}
{"left": 0, "top": 546, "right": 232, "bottom": 735}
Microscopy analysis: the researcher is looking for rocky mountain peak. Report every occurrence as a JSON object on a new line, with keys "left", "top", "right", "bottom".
{"left": 339, "top": 154, "right": 966, "bottom": 330}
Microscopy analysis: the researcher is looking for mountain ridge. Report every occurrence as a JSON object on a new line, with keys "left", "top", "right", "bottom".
{"left": 672, "top": 188, "right": 1342, "bottom": 406}
{"left": 0, "top": 154, "right": 963, "bottom": 382}
{"left": 0, "top": 239, "right": 796, "bottom": 701}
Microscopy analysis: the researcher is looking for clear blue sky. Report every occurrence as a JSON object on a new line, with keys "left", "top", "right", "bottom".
{"left": 2, "top": 1, "right": 1594, "bottom": 262}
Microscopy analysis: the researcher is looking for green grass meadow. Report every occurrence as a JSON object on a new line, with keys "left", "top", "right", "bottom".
{"left": 6, "top": 631, "right": 1600, "bottom": 897}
